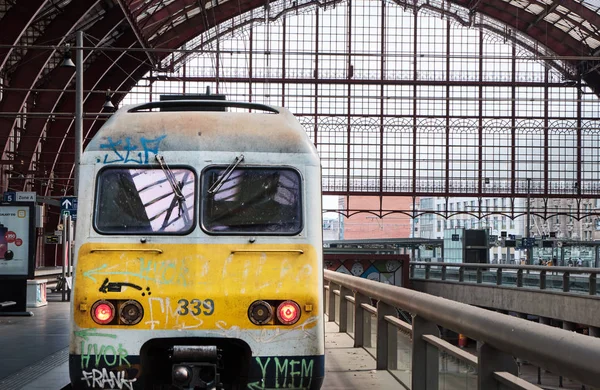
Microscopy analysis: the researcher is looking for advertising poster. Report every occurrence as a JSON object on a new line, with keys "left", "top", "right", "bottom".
{"left": 0, "top": 204, "right": 33, "bottom": 277}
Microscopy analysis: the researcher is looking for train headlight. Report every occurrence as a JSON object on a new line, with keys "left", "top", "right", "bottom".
{"left": 91, "top": 300, "right": 115, "bottom": 325}
{"left": 277, "top": 301, "right": 301, "bottom": 325}
{"left": 119, "top": 300, "right": 144, "bottom": 325}
{"left": 248, "top": 300, "right": 274, "bottom": 325}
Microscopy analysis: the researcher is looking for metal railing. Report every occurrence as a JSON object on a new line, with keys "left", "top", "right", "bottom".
{"left": 324, "top": 269, "right": 600, "bottom": 390}
{"left": 410, "top": 262, "right": 600, "bottom": 295}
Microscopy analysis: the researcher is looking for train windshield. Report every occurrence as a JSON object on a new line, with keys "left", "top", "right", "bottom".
{"left": 94, "top": 168, "right": 196, "bottom": 234}
{"left": 202, "top": 167, "right": 302, "bottom": 234}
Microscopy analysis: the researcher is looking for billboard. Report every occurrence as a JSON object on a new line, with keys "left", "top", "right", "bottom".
{"left": 0, "top": 203, "right": 35, "bottom": 278}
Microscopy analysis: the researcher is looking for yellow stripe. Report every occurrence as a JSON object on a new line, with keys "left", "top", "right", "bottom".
{"left": 73, "top": 243, "right": 320, "bottom": 331}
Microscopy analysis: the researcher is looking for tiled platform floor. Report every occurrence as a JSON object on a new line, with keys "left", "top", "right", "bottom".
{"left": 0, "top": 291, "right": 70, "bottom": 390}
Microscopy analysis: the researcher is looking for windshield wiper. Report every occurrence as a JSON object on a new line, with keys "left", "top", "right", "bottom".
{"left": 208, "top": 154, "right": 245, "bottom": 195}
{"left": 155, "top": 154, "right": 190, "bottom": 227}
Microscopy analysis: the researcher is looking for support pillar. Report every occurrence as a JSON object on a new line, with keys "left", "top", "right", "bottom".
{"left": 353, "top": 292, "right": 371, "bottom": 348}
{"left": 338, "top": 286, "right": 352, "bottom": 333}
{"left": 478, "top": 342, "right": 518, "bottom": 389}
{"left": 411, "top": 315, "right": 439, "bottom": 390}
{"left": 328, "top": 282, "right": 338, "bottom": 322}
{"left": 376, "top": 302, "right": 397, "bottom": 370}
{"left": 539, "top": 316, "right": 551, "bottom": 326}
{"left": 589, "top": 326, "right": 600, "bottom": 337}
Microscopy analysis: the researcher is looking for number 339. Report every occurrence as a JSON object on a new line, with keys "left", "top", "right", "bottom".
{"left": 177, "top": 299, "right": 215, "bottom": 316}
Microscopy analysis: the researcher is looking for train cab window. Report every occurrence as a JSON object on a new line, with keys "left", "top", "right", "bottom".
{"left": 94, "top": 168, "right": 196, "bottom": 234}
{"left": 201, "top": 167, "right": 302, "bottom": 234}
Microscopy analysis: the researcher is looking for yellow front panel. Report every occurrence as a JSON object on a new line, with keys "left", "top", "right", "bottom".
{"left": 73, "top": 243, "right": 320, "bottom": 331}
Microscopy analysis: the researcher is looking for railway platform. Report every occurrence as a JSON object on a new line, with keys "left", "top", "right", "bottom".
{"left": 0, "top": 290, "right": 399, "bottom": 390}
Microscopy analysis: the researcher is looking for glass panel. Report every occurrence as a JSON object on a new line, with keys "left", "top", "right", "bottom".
{"left": 445, "top": 267, "right": 461, "bottom": 281}
{"left": 523, "top": 271, "right": 541, "bottom": 289}
{"left": 438, "top": 351, "right": 478, "bottom": 389}
{"left": 202, "top": 167, "right": 302, "bottom": 234}
{"left": 412, "top": 266, "right": 426, "bottom": 279}
{"left": 95, "top": 168, "right": 195, "bottom": 234}
{"left": 364, "top": 312, "right": 378, "bottom": 358}
{"left": 347, "top": 301, "right": 355, "bottom": 337}
{"left": 334, "top": 294, "right": 340, "bottom": 325}
{"left": 389, "top": 326, "right": 412, "bottom": 386}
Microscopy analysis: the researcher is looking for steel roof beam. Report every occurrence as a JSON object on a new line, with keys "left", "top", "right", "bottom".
{"left": 0, "top": 0, "right": 101, "bottom": 158}
{"left": 525, "top": 2, "right": 559, "bottom": 33}
{"left": 0, "top": 0, "right": 47, "bottom": 73}
{"left": 150, "top": 0, "right": 266, "bottom": 53}
{"left": 136, "top": 0, "right": 196, "bottom": 33}
{"left": 462, "top": 0, "right": 588, "bottom": 55}
{"left": 115, "top": 0, "right": 159, "bottom": 67}
{"left": 8, "top": 10, "right": 127, "bottom": 190}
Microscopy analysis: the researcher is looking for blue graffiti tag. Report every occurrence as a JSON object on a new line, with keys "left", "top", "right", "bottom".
{"left": 140, "top": 135, "right": 166, "bottom": 164}
{"left": 99, "top": 135, "right": 166, "bottom": 164}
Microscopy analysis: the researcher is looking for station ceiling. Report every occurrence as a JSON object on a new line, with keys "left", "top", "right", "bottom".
{"left": 1, "top": 0, "right": 600, "bottom": 197}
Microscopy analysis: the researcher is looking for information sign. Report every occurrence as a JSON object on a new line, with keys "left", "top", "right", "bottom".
{"left": 0, "top": 202, "right": 35, "bottom": 278}
{"left": 44, "top": 234, "right": 62, "bottom": 244}
{"left": 521, "top": 237, "right": 536, "bottom": 248}
{"left": 15, "top": 192, "right": 36, "bottom": 203}
{"left": 3, "top": 192, "right": 16, "bottom": 202}
{"left": 60, "top": 197, "right": 78, "bottom": 221}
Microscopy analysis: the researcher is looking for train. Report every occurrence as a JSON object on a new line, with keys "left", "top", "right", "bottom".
{"left": 69, "top": 100, "right": 324, "bottom": 390}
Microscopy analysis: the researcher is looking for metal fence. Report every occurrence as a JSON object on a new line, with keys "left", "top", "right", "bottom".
{"left": 410, "top": 262, "right": 600, "bottom": 296}
{"left": 324, "top": 269, "right": 600, "bottom": 389}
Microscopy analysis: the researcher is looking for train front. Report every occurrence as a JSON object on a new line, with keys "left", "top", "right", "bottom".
{"left": 69, "top": 109, "right": 324, "bottom": 390}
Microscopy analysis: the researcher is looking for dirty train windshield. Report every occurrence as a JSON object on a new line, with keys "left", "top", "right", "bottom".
{"left": 94, "top": 167, "right": 302, "bottom": 235}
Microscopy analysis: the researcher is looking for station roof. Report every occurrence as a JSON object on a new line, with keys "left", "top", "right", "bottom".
{"left": 1, "top": 0, "right": 600, "bottom": 195}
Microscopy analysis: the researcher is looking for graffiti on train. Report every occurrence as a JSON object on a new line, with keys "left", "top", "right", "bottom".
{"left": 98, "top": 135, "right": 166, "bottom": 164}
{"left": 82, "top": 257, "right": 190, "bottom": 286}
{"left": 81, "top": 368, "right": 136, "bottom": 390}
{"left": 80, "top": 342, "right": 131, "bottom": 369}
{"left": 248, "top": 356, "right": 314, "bottom": 389}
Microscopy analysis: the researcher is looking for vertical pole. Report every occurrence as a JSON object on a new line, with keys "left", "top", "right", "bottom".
{"left": 61, "top": 213, "right": 68, "bottom": 302}
{"left": 527, "top": 178, "right": 532, "bottom": 265}
{"left": 74, "top": 30, "right": 83, "bottom": 197}
{"left": 68, "top": 215, "right": 74, "bottom": 278}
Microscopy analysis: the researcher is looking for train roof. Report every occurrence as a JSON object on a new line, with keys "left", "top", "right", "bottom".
{"left": 85, "top": 100, "right": 318, "bottom": 156}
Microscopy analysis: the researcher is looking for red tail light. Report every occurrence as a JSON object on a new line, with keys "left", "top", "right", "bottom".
{"left": 92, "top": 300, "right": 115, "bottom": 325}
{"left": 277, "top": 301, "right": 301, "bottom": 325}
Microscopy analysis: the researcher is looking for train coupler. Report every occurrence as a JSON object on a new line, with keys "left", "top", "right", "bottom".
{"left": 170, "top": 346, "right": 223, "bottom": 390}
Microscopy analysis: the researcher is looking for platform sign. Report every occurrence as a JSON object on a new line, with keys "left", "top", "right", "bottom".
{"left": 451, "top": 234, "right": 460, "bottom": 241}
{"left": 521, "top": 237, "right": 536, "bottom": 248}
{"left": 44, "top": 234, "right": 62, "bottom": 244}
{"left": 15, "top": 192, "right": 36, "bottom": 203}
{"left": 0, "top": 202, "right": 36, "bottom": 278}
{"left": 60, "top": 197, "right": 78, "bottom": 221}
{"left": 3, "top": 192, "right": 15, "bottom": 202}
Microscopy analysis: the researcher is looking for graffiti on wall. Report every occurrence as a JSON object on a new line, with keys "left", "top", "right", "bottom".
{"left": 324, "top": 257, "right": 405, "bottom": 286}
